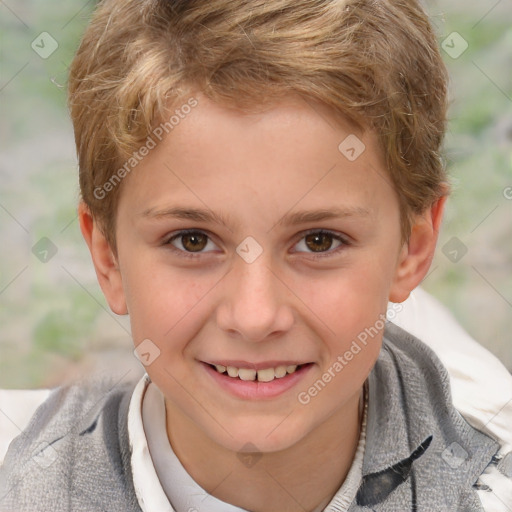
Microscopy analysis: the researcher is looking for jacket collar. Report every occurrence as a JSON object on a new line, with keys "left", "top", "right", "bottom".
{"left": 352, "top": 322, "right": 500, "bottom": 510}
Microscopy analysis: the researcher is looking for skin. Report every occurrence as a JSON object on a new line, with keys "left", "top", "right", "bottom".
{"left": 80, "top": 93, "right": 445, "bottom": 512}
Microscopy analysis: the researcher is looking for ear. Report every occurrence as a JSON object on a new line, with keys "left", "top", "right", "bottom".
{"left": 389, "top": 195, "right": 447, "bottom": 303}
{"left": 78, "top": 202, "right": 128, "bottom": 315}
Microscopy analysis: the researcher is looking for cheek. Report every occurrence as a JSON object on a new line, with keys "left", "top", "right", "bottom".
{"left": 295, "top": 263, "right": 390, "bottom": 337}
{"left": 122, "top": 258, "right": 217, "bottom": 344}
{"left": 290, "top": 260, "right": 391, "bottom": 383}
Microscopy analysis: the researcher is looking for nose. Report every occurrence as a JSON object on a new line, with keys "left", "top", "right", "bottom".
{"left": 216, "top": 252, "right": 295, "bottom": 343}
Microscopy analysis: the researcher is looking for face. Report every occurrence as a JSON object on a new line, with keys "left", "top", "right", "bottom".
{"left": 86, "top": 93, "right": 437, "bottom": 455}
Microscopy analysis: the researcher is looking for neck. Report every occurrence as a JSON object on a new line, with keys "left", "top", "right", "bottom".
{"left": 165, "top": 389, "right": 364, "bottom": 512}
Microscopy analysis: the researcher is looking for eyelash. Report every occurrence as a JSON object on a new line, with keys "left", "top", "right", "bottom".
{"left": 163, "top": 229, "right": 350, "bottom": 260}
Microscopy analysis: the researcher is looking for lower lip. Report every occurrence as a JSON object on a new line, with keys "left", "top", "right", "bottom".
{"left": 202, "top": 362, "right": 314, "bottom": 400}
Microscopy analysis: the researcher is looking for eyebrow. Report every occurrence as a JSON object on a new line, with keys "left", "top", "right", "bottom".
{"left": 140, "top": 205, "right": 371, "bottom": 230}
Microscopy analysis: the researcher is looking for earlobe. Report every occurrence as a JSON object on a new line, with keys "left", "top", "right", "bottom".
{"left": 389, "top": 196, "right": 447, "bottom": 303}
{"left": 78, "top": 202, "right": 128, "bottom": 315}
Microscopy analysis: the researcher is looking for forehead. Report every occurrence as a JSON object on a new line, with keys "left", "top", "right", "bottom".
{"left": 117, "top": 93, "right": 398, "bottom": 226}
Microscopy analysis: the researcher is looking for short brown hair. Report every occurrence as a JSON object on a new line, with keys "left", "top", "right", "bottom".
{"left": 68, "top": 0, "right": 449, "bottom": 250}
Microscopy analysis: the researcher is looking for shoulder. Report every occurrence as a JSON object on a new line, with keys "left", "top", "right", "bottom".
{"left": 393, "top": 288, "right": 512, "bottom": 449}
{"left": 376, "top": 322, "right": 512, "bottom": 512}
{"left": 0, "top": 374, "right": 141, "bottom": 512}
{"left": 379, "top": 321, "right": 455, "bottom": 408}
{"left": 0, "top": 388, "right": 51, "bottom": 465}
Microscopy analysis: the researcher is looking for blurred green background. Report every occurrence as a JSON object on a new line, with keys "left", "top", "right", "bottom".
{"left": 0, "top": 0, "right": 511, "bottom": 388}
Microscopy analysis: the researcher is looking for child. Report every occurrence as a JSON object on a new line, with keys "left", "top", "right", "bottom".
{"left": 1, "top": 0, "right": 511, "bottom": 510}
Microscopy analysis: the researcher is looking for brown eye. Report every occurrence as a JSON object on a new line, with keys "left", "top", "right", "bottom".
{"left": 304, "top": 232, "right": 334, "bottom": 252}
{"left": 180, "top": 232, "right": 208, "bottom": 252}
{"left": 293, "top": 230, "right": 347, "bottom": 257}
{"left": 167, "top": 230, "right": 215, "bottom": 255}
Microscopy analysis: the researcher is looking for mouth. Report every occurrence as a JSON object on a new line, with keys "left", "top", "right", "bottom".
{"left": 207, "top": 362, "right": 308, "bottom": 382}
{"left": 201, "top": 360, "right": 314, "bottom": 399}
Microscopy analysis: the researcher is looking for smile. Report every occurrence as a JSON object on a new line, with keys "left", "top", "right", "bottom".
{"left": 202, "top": 361, "right": 314, "bottom": 399}
{"left": 210, "top": 363, "right": 304, "bottom": 382}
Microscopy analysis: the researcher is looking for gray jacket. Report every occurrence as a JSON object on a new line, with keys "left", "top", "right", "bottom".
{"left": 0, "top": 323, "right": 502, "bottom": 511}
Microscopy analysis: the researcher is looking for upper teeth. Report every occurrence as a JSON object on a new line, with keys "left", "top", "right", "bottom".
{"left": 214, "top": 364, "right": 299, "bottom": 382}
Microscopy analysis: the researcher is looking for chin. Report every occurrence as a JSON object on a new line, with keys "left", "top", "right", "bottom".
{"left": 208, "top": 415, "right": 313, "bottom": 455}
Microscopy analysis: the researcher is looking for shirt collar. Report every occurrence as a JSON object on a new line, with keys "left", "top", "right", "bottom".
{"left": 128, "top": 374, "right": 175, "bottom": 512}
